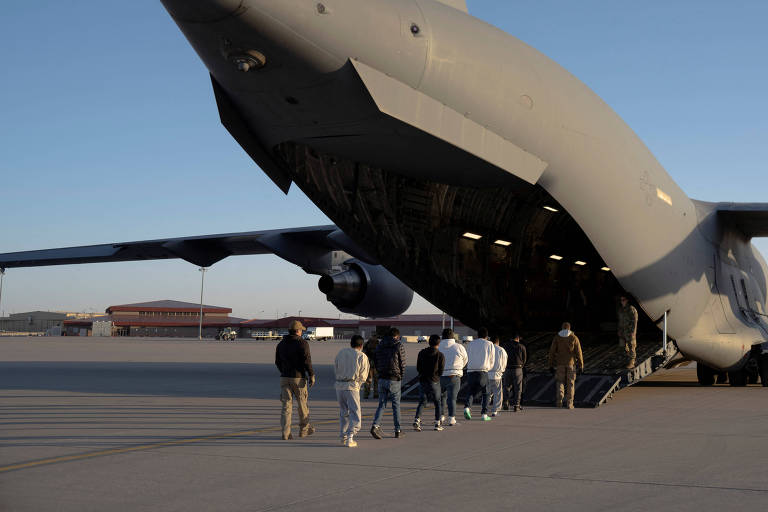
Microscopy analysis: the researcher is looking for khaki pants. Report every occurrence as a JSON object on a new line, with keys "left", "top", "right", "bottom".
{"left": 620, "top": 336, "right": 637, "bottom": 362}
{"left": 280, "top": 377, "right": 309, "bottom": 438}
{"left": 555, "top": 366, "right": 576, "bottom": 408}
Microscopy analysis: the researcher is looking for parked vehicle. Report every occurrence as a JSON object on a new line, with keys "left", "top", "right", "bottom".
{"left": 216, "top": 327, "right": 237, "bottom": 341}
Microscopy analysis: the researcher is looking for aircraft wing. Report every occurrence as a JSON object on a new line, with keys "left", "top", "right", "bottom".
{"left": 717, "top": 203, "right": 768, "bottom": 238}
{"left": 0, "top": 225, "right": 376, "bottom": 272}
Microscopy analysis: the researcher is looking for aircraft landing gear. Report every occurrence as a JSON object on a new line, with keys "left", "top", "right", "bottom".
{"left": 759, "top": 354, "right": 768, "bottom": 387}
{"left": 728, "top": 369, "right": 748, "bottom": 387}
{"left": 696, "top": 364, "right": 716, "bottom": 386}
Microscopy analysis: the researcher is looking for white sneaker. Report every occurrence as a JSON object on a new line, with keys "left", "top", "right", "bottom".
{"left": 447, "top": 416, "right": 457, "bottom": 426}
{"left": 434, "top": 422, "right": 444, "bottom": 431}
{"left": 481, "top": 414, "right": 492, "bottom": 421}
{"left": 340, "top": 435, "right": 348, "bottom": 446}
{"left": 346, "top": 437, "right": 358, "bottom": 448}
{"left": 440, "top": 415, "right": 445, "bottom": 424}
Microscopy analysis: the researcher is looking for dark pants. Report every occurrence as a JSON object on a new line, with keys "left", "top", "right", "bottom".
{"left": 464, "top": 371, "right": 490, "bottom": 415}
{"left": 503, "top": 368, "right": 524, "bottom": 407}
{"left": 415, "top": 380, "right": 442, "bottom": 422}
{"left": 440, "top": 375, "right": 461, "bottom": 418}
{"left": 372, "top": 379, "right": 401, "bottom": 431}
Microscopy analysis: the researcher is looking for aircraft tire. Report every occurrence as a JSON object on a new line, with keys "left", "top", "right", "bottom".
{"left": 759, "top": 355, "right": 768, "bottom": 387}
{"left": 746, "top": 367, "right": 759, "bottom": 385}
{"left": 728, "top": 369, "right": 748, "bottom": 387}
{"left": 696, "top": 364, "right": 716, "bottom": 386}
{"left": 715, "top": 372, "right": 729, "bottom": 384}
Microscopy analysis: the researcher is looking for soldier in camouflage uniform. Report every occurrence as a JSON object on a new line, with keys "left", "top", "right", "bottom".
{"left": 362, "top": 335, "right": 379, "bottom": 398}
{"left": 617, "top": 295, "right": 638, "bottom": 369}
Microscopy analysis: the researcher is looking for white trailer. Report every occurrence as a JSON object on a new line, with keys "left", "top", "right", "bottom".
{"left": 304, "top": 326, "right": 334, "bottom": 341}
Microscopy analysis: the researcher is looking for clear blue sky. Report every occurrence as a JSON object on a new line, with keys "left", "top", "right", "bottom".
{"left": 1, "top": 1, "right": 766, "bottom": 319}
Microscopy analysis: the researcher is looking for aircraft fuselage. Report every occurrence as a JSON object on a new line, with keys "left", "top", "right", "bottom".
{"left": 161, "top": 0, "right": 768, "bottom": 371}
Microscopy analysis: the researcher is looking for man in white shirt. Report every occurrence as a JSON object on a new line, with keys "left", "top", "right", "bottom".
{"left": 488, "top": 336, "right": 508, "bottom": 417}
{"left": 463, "top": 327, "right": 496, "bottom": 421}
{"left": 438, "top": 328, "right": 468, "bottom": 426}
{"left": 334, "top": 335, "right": 370, "bottom": 447}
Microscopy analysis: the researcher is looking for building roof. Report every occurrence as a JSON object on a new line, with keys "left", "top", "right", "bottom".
{"left": 107, "top": 300, "right": 231, "bottom": 314}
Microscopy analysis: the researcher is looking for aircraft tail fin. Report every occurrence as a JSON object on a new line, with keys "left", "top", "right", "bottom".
{"left": 717, "top": 203, "right": 768, "bottom": 238}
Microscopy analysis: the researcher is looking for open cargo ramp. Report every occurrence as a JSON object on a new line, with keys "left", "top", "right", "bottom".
{"left": 402, "top": 331, "right": 673, "bottom": 407}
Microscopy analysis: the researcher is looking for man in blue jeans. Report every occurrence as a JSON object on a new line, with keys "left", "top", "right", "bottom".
{"left": 438, "top": 328, "right": 468, "bottom": 426}
{"left": 463, "top": 327, "right": 496, "bottom": 421}
{"left": 413, "top": 334, "right": 446, "bottom": 432}
{"left": 371, "top": 327, "right": 407, "bottom": 439}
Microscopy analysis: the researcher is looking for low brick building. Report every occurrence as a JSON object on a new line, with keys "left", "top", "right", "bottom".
{"left": 64, "top": 300, "right": 244, "bottom": 337}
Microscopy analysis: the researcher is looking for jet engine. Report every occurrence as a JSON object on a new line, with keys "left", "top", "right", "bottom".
{"left": 318, "top": 259, "right": 413, "bottom": 318}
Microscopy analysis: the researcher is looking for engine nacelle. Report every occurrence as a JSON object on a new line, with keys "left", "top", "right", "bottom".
{"left": 318, "top": 260, "right": 413, "bottom": 318}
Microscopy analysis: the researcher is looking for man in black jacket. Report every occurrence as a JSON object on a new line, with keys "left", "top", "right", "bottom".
{"left": 413, "top": 334, "right": 446, "bottom": 432}
{"left": 370, "top": 327, "right": 407, "bottom": 439}
{"left": 502, "top": 334, "right": 527, "bottom": 412}
{"left": 275, "top": 320, "right": 315, "bottom": 440}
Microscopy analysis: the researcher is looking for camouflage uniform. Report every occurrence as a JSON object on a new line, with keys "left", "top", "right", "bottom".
{"left": 547, "top": 331, "right": 584, "bottom": 409}
{"left": 617, "top": 304, "right": 638, "bottom": 367}
{"left": 362, "top": 336, "right": 379, "bottom": 398}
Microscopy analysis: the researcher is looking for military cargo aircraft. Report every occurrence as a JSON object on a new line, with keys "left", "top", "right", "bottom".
{"left": 1, "top": 0, "right": 767, "bottom": 389}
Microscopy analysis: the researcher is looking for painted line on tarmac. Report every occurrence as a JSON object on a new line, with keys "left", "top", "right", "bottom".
{"left": 0, "top": 420, "right": 323, "bottom": 474}
{"left": 0, "top": 406, "right": 415, "bottom": 474}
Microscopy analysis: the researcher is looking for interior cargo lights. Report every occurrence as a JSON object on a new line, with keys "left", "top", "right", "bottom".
{"left": 494, "top": 240, "right": 511, "bottom": 246}
{"left": 549, "top": 254, "right": 563, "bottom": 260}
{"left": 462, "top": 232, "right": 482, "bottom": 240}
{"left": 601, "top": 267, "right": 611, "bottom": 271}
{"left": 574, "top": 260, "right": 586, "bottom": 266}
{"left": 543, "top": 206, "right": 558, "bottom": 212}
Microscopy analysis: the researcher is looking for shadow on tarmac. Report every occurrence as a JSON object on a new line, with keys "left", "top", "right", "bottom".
{"left": 0, "top": 362, "right": 339, "bottom": 400}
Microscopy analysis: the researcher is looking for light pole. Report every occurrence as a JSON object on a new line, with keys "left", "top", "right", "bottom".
{"left": 198, "top": 267, "right": 208, "bottom": 340}
{"left": 298, "top": 309, "right": 302, "bottom": 318}
{"left": 0, "top": 268, "right": 5, "bottom": 319}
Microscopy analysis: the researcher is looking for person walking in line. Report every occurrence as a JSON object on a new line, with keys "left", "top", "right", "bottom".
{"left": 502, "top": 334, "right": 527, "bottom": 412}
{"left": 413, "top": 334, "right": 446, "bottom": 432}
{"left": 370, "top": 327, "right": 407, "bottom": 439}
{"left": 488, "top": 335, "right": 508, "bottom": 417}
{"left": 275, "top": 320, "right": 315, "bottom": 440}
{"left": 463, "top": 327, "right": 496, "bottom": 421}
{"left": 547, "top": 322, "right": 584, "bottom": 409}
{"left": 438, "top": 328, "right": 468, "bottom": 427}
{"left": 617, "top": 295, "right": 638, "bottom": 369}
{"left": 362, "top": 334, "right": 379, "bottom": 399}
{"left": 334, "top": 334, "right": 369, "bottom": 447}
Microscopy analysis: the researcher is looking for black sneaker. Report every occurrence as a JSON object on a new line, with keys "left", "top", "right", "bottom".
{"left": 370, "top": 425, "right": 383, "bottom": 439}
{"left": 514, "top": 405, "right": 522, "bottom": 412}
{"left": 395, "top": 430, "right": 404, "bottom": 439}
{"left": 299, "top": 424, "right": 315, "bottom": 437}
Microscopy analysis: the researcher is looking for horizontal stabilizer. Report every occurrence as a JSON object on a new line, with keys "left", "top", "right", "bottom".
{"left": 717, "top": 203, "right": 768, "bottom": 238}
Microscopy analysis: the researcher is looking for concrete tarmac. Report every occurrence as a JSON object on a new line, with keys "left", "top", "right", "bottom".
{"left": 1, "top": 337, "right": 767, "bottom": 511}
